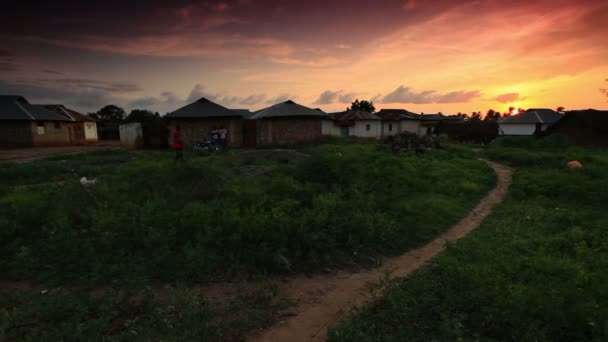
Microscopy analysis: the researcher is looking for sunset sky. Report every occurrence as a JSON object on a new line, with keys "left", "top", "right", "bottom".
{"left": 1, "top": 0, "right": 607, "bottom": 115}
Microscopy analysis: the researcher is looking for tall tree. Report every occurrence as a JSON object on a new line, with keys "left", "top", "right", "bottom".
{"left": 484, "top": 109, "right": 501, "bottom": 121}
{"left": 95, "top": 105, "right": 126, "bottom": 122}
{"left": 348, "top": 99, "right": 376, "bottom": 113}
{"left": 469, "top": 111, "right": 482, "bottom": 121}
{"left": 455, "top": 112, "right": 469, "bottom": 120}
{"left": 125, "top": 109, "right": 160, "bottom": 123}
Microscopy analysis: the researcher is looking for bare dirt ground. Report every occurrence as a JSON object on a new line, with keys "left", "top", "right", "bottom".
{"left": 250, "top": 160, "right": 513, "bottom": 342}
{"left": 0, "top": 141, "right": 122, "bottom": 164}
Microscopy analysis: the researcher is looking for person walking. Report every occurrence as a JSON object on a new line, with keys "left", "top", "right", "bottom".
{"left": 219, "top": 127, "right": 228, "bottom": 148}
{"left": 173, "top": 125, "right": 184, "bottom": 161}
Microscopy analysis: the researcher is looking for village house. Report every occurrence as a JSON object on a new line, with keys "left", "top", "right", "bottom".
{"left": 323, "top": 110, "right": 382, "bottom": 139}
{"left": 498, "top": 108, "right": 562, "bottom": 136}
{"left": 544, "top": 109, "right": 608, "bottom": 146}
{"left": 0, "top": 95, "right": 73, "bottom": 147}
{"left": 250, "top": 100, "right": 329, "bottom": 146}
{"left": 375, "top": 109, "right": 423, "bottom": 137}
{"left": 41, "top": 104, "right": 98, "bottom": 144}
{"left": 419, "top": 113, "right": 464, "bottom": 135}
{"left": 165, "top": 97, "right": 245, "bottom": 147}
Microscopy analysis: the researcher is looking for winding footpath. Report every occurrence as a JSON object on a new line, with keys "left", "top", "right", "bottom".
{"left": 251, "top": 160, "right": 513, "bottom": 342}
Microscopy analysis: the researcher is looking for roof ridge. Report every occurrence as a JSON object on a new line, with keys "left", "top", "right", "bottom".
{"left": 533, "top": 110, "right": 543, "bottom": 124}
{"left": 15, "top": 99, "right": 35, "bottom": 120}
{"left": 61, "top": 106, "right": 76, "bottom": 121}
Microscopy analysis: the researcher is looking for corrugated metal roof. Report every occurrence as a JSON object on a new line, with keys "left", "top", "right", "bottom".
{"left": 40, "top": 104, "right": 96, "bottom": 122}
{"left": 499, "top": 108, "right": 562, "bottom": 124}
{"left": 0, "top": 95, "right": 71, "bottom": 121}
{"left": 329, "top": 110, "right": 380, "bottom": 120}
{"left": 165, "top": 97, "right": 240, "bottom": 118}
{"left": 376, "top": 109, "right": 420, "bottom": 121}
{"left": 251, "top": 100, "right": 328, "bottom": 119}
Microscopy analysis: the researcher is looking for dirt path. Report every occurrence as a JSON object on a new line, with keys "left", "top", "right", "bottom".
{"left": 0, "top": 142, "right": 121, "bottom": 164}
{"left": 251, "top": 160, "right": 513, "bottom": 342}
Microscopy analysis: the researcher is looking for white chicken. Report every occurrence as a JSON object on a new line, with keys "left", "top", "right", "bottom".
{"left": 80, "top": 177, "right": 98, "bottom": 186}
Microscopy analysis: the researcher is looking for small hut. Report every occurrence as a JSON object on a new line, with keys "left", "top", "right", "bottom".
{"left": 165, "top": 97, "right": 245, "bottom": 147}
{"left": 251, "top": 100, "right": 329, "bottom": 145}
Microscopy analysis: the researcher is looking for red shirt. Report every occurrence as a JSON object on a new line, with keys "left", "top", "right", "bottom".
{"left": 173, "top": 130, "right": 183, "bottom": 149}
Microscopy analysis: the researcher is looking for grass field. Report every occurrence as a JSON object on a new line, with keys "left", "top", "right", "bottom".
{"left": 0, "top": 142, "right": 495, "bottom": 340}
{"left": 329, "top": 136, "right": 608, "bottom": 341}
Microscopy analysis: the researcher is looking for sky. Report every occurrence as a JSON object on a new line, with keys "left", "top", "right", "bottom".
{"left": 1, "top": 0, "right": 607, "bottom": 115}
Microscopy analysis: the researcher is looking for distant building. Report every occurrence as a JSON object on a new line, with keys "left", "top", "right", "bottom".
{"left": 498, "top": 108, "right": 562, "bottom": 136}
{"left": 544, "top": 109, "right": 608, "bottom": 146}
{"left": 0, "top": 95, "right": 73, "bottom": 147}
{"left": 323, "top": 110, "right": 382, "bottom": 139}
{"left": 251, "top": 100, "right": 329, "bottom": 145}
{"left": 165, "top": 97, "right": 246, "bottom": 147}
{"left": 375, "top": 109, "right": 422, "bottom": 137}
{"left": 41, "top": 104, "right": 98, "bottom": 144}
{"left": 418, "top": 113, "right": 464, "bottom": 136}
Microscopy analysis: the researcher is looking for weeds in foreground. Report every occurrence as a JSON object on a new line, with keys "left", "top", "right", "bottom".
{"left": 329, "top": 141, "right": 608, "bottom": 341}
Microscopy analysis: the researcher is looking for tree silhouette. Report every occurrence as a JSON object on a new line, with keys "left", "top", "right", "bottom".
{"left": 556, "top": 106, "right": 565, "bottom": 113}
{"left": 125, "top": 109, "right": 161, "bottom": 123}
{"left": 455, "top": 112, "right": 469, "bottom": 120}
{"left": 601, "top": 78, "right": 608, "bottom": 99}
{"left": 469, "top": 111, "right": 482, "bottom": 121}
{"left": 348, "top": 99, "right": 376, "bottom": 113}
{"left": 94, "top": 105, "right": 126, "bottom": 122}
{"left": 484, "top": 109, "right": 501, "bottom": 121}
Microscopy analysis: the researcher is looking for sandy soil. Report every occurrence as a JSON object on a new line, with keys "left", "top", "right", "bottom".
{"left": 0, "top": 141, "right": 121, "bottom": 164}
{"left": 250, "top": 160, "right": 513, "bottom": 342}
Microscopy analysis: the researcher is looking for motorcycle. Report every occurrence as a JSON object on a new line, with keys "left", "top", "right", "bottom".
{"left": 193, "top": 139, "right": 224, "bottom": 154}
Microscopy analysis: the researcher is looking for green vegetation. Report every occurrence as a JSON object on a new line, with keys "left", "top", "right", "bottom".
{"left": 0, "top": 143, "right": 495, "bottom": 340}
{"left": 1, "top": 280, "right": 286, "bottom": 341}
{"left": 1, "top": 143, "right": 494, "bottom": 284}
{"left": 329, "top": 138, "right": 608, "bottom": 341}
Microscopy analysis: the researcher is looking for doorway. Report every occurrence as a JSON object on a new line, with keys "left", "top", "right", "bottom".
{"left": 340, "top": 127, "right": 349, "bottom": 137}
